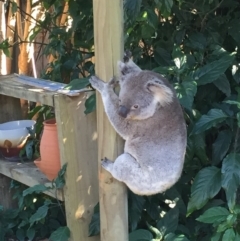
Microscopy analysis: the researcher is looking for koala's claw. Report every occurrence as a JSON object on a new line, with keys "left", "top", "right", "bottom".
{"left": 89, "top": 76, "right": 105, "bottom": 91}
{"left": 123, "top": 50, "right": 132, "bottom": 63}
{"left": 101, "top": 157, "right": 113, "bottom": 172}
{"left": 108, "top": 77, "right": 119, "bottom": 88}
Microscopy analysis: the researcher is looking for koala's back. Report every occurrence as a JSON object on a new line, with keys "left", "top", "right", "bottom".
{"left": 122, "top": 71, "right": 187, "bottom": 195}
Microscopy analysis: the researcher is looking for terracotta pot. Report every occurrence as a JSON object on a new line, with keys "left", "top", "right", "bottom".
{"left": 34, "top": 118, "right": 61, "bottom": 181}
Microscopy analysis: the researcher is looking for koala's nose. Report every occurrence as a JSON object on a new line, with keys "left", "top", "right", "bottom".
{"left": 118, "top": 105, "right": 129, "bottom": 118}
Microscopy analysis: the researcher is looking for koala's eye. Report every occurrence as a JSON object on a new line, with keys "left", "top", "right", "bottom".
{"left": 133, "top": 104, "right": 139, "bottom": 109}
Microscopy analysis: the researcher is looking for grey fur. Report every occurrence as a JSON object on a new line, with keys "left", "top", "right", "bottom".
{"left": 89, "top": 60, "right": 187, "bottom": 196}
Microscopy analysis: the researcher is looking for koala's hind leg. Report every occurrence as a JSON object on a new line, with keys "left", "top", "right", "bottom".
{"left": 102, "top": 153, "right": 149, "bottom": 194}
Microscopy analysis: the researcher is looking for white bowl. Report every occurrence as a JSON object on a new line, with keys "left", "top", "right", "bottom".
{"left": 0, "top": 120, "right": 36, "bottom": 148}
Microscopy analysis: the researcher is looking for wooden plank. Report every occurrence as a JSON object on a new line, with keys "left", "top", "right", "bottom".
{"left": 15, "top": 74, "right": 87, "bottom": 96}
{"left": 93, "top": 0, "right": 128, "bottom": 241}
{"left": 54, "top": 92, "right": 99, "bottom": 241}
{"left": 0, "top": 75, "right": 55, "bottom": 106}
{"left": 0, "top": 159, "right": 64, "bottom": 201}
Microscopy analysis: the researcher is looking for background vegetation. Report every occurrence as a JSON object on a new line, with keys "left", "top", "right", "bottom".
{"left": 0, "top": 0, "right": 240, "bottom": 240}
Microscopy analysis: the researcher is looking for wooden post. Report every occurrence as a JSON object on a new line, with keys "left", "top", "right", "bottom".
{"left": 54, "top": 93, "right": 99, "bottom": 241}
{"left": 93, "top": 1, "right": 128, "bottom": 241}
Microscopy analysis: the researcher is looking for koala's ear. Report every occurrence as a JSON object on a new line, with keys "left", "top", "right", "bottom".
{"left": 118, "top": 60, "right": 141, "bottom": 78}
{"left": 146, "top": 78, "right": 173, "bottom": 106}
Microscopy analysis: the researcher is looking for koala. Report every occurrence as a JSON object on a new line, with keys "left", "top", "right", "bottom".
{"left": 89, "top": 56, "right": 187, "bottom": 196}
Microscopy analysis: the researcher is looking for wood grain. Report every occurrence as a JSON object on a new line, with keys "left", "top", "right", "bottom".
{"left": 0, "top": 158, "right": 63, "bottom": 200}
{"left": 93, "top": 0, "right": 128, "bottom": 240}
{"left": 54, "top": 93, "right": 99, "bottom": 241}
{"left": 0, "top": 75, "right": 55, "bottom": 106}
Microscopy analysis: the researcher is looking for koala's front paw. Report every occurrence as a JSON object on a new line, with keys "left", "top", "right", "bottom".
{"left": 101, "top": 157, "right": 114, "bottom": 173}
{"left": 89, "top": 76, "right": 105, "bottom": 92}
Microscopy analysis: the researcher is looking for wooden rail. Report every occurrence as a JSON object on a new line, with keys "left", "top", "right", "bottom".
{"left": 0, "top": 158, "right": 64, "bottom": 200}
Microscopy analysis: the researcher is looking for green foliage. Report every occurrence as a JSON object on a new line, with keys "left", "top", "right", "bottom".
{"left": 0, "top": 165, "right": 69, "bottom": 241}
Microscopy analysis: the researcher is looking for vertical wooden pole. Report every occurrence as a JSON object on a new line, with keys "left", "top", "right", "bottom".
{"left": 54, "top": 93, "right": 99, "bottom": 241}
{"left": 93, "top": 1, "right": 128, "bottom": 241}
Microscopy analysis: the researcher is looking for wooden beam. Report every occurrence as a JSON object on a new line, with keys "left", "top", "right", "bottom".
{"left": 54, "top": 93, "right": 99, "bottom": 241}
{"left": 0, "top": 159, "right": 64, "bottom": 201}
{"left": 0, "top": 75, "right": 55, "bottom": 106}
{"left": 93, "top": 0, "right": 128, "bottom": 240}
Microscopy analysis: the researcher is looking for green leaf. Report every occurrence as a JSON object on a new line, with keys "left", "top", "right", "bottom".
{"left": 212, "top": 130, "right": 232, "bottom": 165}
{"left": 228, "top": 19, "right": 240, "bottom": 43}
{"left": 64, "top": 78, "right": 90, "bottom": 90}
{"left": 192, "top": 133, "right": 208, "bottom": 162}
{"left": 147, "top": 8, "right": 158, "bottom": 29}
{"left": 196, "top": 207, "right": 229, "bottom": 224}
{"left": 165, "top": 233, "right": 190, "bottom": 241}
{"left": 84, "top": 93, "right": 96, "bottom": 114}
{"left": 211, "top": 232, "right": 222, "bottom": 241}
{"left": 2, "top": 47, "right": 10, "bottom": 58}
{"left": 141, "top": 24, "right": 155, "bottom": 39}
{"left": 222, "top": 228, "right": 235, "bottom": 241}
{"left": 157, "top": 208, "right": 179, "bottom": 236}
{"left": 49, "top": 226, "right": 70, "bottom": 241}
{"left": 54, "top": 163, "right": 67, "bottom": 189}
{"left": 224, "top": 100, "right": 240, "bottom": 109}
{"left": 154, "top": 47, "right": 172, "bottom": 66}
{"left": 187, "top": 32, "right": 207, "bottom": 50}
{"left": 193, "top": 53, "right": 235, "bottom": 86}
{"left": 16, "top": 229, "right": 25, "bottom": 241}
{"left": 191, "top": 109, "right": 228, "bottom": 135}
{"left": 27, "top": 228, "right": 35, "bottom": 241}
{"left": 187, "top": 166, "right": 221, "bottom": 215}
{"left": 11, "top": 2, "right": 18, "bottom": 14}
{"left": 221, "top": 153, "right": 240, "bottom": 210}
{"left": 159, "top": 0, "right": 173, "bottom": 17}
{"left": 129, "top": 192, "right": 146, "bottom": 231}
{"left": 29, "top": 205, "right": 49, "bottom": 225}
{"left": 237, "top": 112, "right": 240, "bottom": 127}
{"left": 88, "top": 203, "right": 100, "bottom": 237}
{"left": 88, "top": 212, "right": 100, "bottom": 236}
{"left": 217, "top": 222, "right": 230, "bottom": 233}
{"left": 213, "top": 74, "right": 231, "bottom": 97}
{"left": 25, "top": 140, "right": 34, "bottom": 159}
{"left": 23, "top": 184, "right": 49, "bottom": 196}
{"left": 124, "top": 0, "right": 142, "bottom": 21}
{"left": 29, "top": 26, "right": 41, "bottom": 43}
{"left": 235, "top": 233, "right": 240, "bottom": 241}
{"left": 175, "top": 81, "right": 197, "bottom": 110}
{"left": 129, "top": 229, "right": 153, "bottom": 241}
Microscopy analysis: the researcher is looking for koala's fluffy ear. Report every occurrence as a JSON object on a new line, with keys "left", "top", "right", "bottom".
{"left": 118, "top": 60, "right": 141, "bottom": 78}
{"left": 146, "top": 78, "right": 173, "bottom": 106}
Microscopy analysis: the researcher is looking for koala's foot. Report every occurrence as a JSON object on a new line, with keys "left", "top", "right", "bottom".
{"left": 101, "top": 157, "right": 114, "bottom": 172}
{"left": 89, "top": 76, "right": 105, "bottom": 92}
